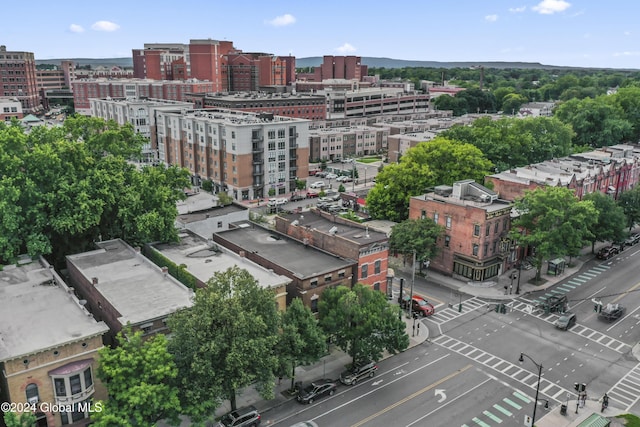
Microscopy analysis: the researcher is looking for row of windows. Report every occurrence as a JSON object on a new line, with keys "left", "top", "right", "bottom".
{"left": 361, "top": 260, "right": 382, "bottom": 279}
{"left": 310, "top": 270, "right": 347, "bottom": 287}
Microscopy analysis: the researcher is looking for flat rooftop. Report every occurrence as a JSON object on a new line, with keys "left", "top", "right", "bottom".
{"left": 285, "top": 211, "right": 387, "bottom": 245}
{"left": 152, "top": 232, "right": 290, "bottom": 289}
{"left": 177, "top": 197, "right": 246, "bottom": 222}
{"left": 0, "top": 260, "right": 109, "bottom": 361}
{"left": 66, "top": 239, "right": 193, "bottom": 326}
{"left": 217, "top": 223, "right": 354, "bottom": 279}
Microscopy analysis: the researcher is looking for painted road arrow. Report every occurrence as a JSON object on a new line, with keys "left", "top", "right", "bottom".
{"left": 435, "top": 389, "right": 447, "bottom": 403}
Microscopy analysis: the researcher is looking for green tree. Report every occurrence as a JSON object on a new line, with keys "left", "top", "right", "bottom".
{"left": 217, "top": 192, "right": 233, "bottom": 206}
{"left": 277, "top": 298, "right": 326, "bottom": 392}
{"left": 201, "top": 179, "right": 213, "bottom": 193}
{"left": 389, "top": 218, "right": 445, "bottom": 272}
{"left": 320, "top": 159, "right": 327, "bottom": 171}
{"left": 509, "top": 187, "right": 597, "bottom": 282}
{"left": 92, "top": 328, "right": 182, "bottom": 427}
{"left": 338, "top": 184, "right": 346, "bottom": 193}
{"left": 3, "top": 411, "right": 36, "bottom": 427}
{"left": 167, "top": 267, "right": 280, "bottom": 421}
{"left": 582, "top": 192, "right": 627, "bottom": 252}
{"left": 618, "top": 186, "right": 640, "bottom": 231}
{"left": 318, "top": 284, "right": 408, "bottom": 365}
{"left": 366, "top": 137, "right": 493, "bottom": 221}
{"left": 501, "top": 93, "right": 528, "bottom": 116}
{"left": 295, "top": 179, "right": 307, "bottom": 192}
{"left": 268, "top": 187, "right": 276, "bottom": 197}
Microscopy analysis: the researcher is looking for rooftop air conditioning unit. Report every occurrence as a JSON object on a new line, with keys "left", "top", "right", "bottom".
{"left": 329, "top": 226, "right": 338, "bottom": 235}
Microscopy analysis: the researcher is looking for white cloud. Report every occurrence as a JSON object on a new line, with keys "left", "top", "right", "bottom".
{"left": 91, "top": 21, "right": 120, "bottom": 32}
{"left": 485, "top": 14, "right": 498, "bottom": 22}
{"left": 532, "top": 0, "right": 571, "bottom": 14}
{"left": 624, "top": 31, "right": 631, "bottom": 36}
{"left": 335, "top": 43, "right": 356, "bottom": 54}
{"left": 69, "top": 24, "right": 84, "bottom": 33}
{"left": 613, "top": 51, "right": 640, "bottom": 57}
{"left": 266, "top": 14, "right": 296, "bottom": 27}
{"left": 509, "top": 6, "right": 526, "bottom": 13}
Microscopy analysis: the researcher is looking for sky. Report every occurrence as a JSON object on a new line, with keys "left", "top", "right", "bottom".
{"left": 4, "top": 0, "right": 640, "bottom": 69}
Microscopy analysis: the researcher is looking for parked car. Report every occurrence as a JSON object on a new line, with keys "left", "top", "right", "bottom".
{"left": 624, "top": 233, "right": 640, "bottom": 247}
{"left": 310, "top": 181, "right": 326, "bottom": 189}
{"left": 554, "top": 312, "right": 577, "bottom": 330}
{"left": 290, "top": 194, "right": 306, "bottom": 202}
{"left": 400, "top": 295, "right": 435, "bottom": 317}
{"left": 309, "top": 169, "right": 321, "bottom": 176}
{"left": 306, "top": 191, "right": 319, "bottom": 198}
{"left": 289, "top": 422, "right": 318, "bottom": 427}
{"left": 598, "top": 303, "right": 626, "bottom": 322}
{"left": 324, "top": 190, "right": 341, "bottom": 201}
{"left": 217, "top": 406, "right": 261, "bottom": 427}
{"left": 315, "top": 171, "right": 327, "bottom": 178}
{"left": 325, "top": 173, "right": 338, "bottom": 180}
{"left": 340, "top": 361, "right": 378, "bottom": 385}
{"left": 296, "top": 379, "right": 337, "bottom": 404}
{"left": 597, "top": 246, "right": 619, "bottom": 260}
{"left": 267, "top": 197, "right": 288, "bottom": 207}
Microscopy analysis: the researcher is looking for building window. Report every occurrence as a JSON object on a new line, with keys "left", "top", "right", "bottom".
{"left": 421, "top": 210, "right": 426, "bottom": 219}
{"left": 25, "top": 384, "right": 39, "bottom": 404}
{"left": 373, "top": 282, "right": 380, "bottom": 291}
{"left": 446, "top": 216, "right": 452, "bottom": 229}
{"left": 374, "top": 260, "right": 381, "bottom": 274}
{"left": 473, "top": 224, "right": 480, "bottom": 237}
{"left": 310, "top": 298, "right": 318, "bottom": 313}
{"left": 472, "top": 244, "right": 479, "bottom": 256}
{"left": 361, "top": 264, "right": 368, "bottom": 279}
{"left": 484, "top": 243, "right": 489, "bottom": 256}
{"left": 494, "top": 221, "right": 499, "bottom": 233}
{"left": 55, "top": 378, "right": 66, "bottom": 397}
{"left": 434, "top": 212, "right": 439, "bottom": 223}
{"left": 338, "top": 270, "right": 345, "bottom": 278}
{"left": 324, "top": 274, "right": 332, "bottom": 283}
{"left": 444, "top": 235, "right": 451, "bottom": 247}
{"left": 310, "top": 279, "right": 318, "bottom": 288}
{"left": 485, "top": 224, "right": 490, "bottom": 236}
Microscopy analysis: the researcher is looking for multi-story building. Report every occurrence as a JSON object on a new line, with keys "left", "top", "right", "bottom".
{"left": 0, "top": 45, "right": 40, "bottom": 113}
{"left": 296, "top": 56, "right": 367, "bottom": 82}
{"left": 308, "top": 125, "right": 389, "bottom": 162}
{"left": 154, "top": 108, "right": 310, "bottom": 201}
{"left": 73, "top": 78, "right": 211, "bottom": 115}
{"left": 149, "top": 230, "right": 291, "bottom": 310}
{"left": 226, "top": 52, "right": 295, "bottom": 91}
{"left": 132, "top": 43, "right": 189, "bottom": 80}
{"left": 213, "top": 222, "right": 356, "bottom": 311}
{"left": 0, "top": 96, "right": 23, "bottom": 121}
{"left": 90, "top": 97, "right": 193, "bottom": 164}
{"left": 409, "top": 180, "right": 514, "bottom": 281}
{"left": 65, "top": 239, "right": 194, "bottom": 345}
{"left": 0, "top": 257, "right": 109, "bottom": 427}
{"left": 186, "top": 91, "right": 326, "bottom": 121}
{"left": 275, "top": 209, "right": 391, "bottom": 295}
{"left": 325, "top": 87, "right": 430, "bottom": 120}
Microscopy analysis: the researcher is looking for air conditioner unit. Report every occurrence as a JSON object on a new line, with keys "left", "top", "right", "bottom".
{"left": 329, "top": 226, "right": 338, "bottom": 235}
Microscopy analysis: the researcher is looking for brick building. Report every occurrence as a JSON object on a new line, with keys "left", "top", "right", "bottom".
{"left": 226, "top": 52, "right": 295, "bottom": 91}
{"left": 0, "top": 97, "right": 23, "bottom": 121}
{"left": 275, "top": 209, "right": 391, "bottom": 295}
{"left": 409, "top": 180, "right": 513, "bottom": 281}
{"left": 0, "top": 45, "right": 40, "bottom": 113}
{"left": 308, "top": 125, "right": 389, "bottom": 162}
{"left": 296, "top": 56, "right": 367, "bottom": 82}
{"left": 0, "top": 257, "right": 109, "bottom": 427}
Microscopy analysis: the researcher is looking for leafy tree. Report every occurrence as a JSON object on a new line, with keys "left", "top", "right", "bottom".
{"left": 509, "top": 187, "right": 597, "bottom": 282}
{"left": 433, "top": 94, "right": 467, "bottom": 116}
{"left": 582, "top": 192, "right": 627, "bottom": 252}
{"left": 201, "top": 179, "right": 214, "bottom": 192}
{"left": 618, "top": 186, "right": 640, "bottom": 231}
{"left": 167, "top": 267, "right": 280, "bottom": 420}
{"left": 318, "top": 284, "right": 409, "bottom": 365}
{"left": 92, "top": 328, "right": 182, "bottom": 427}
{"left": 277, "top": 298, "right": 326, "bottom": 392}
{"left": 217, "top": 192, "right": 233, "bottom": 206}
{"left": 389, "top": 218, "right": 444, "bottom": 271}
{"left": 268, "top": 187, "right": 276, "bottom": 197}
{"left": 295, "top": 179, "right": 307, "bottom": 192}
{"left": 610, "top": 86, "right": 640, "bottom": 142}
{"left": 3, "top": 411, "right": 36, "bottom": 427}
{"left": 338, "top": 184, "right": 346, "bottom": 192}
{"left": 366, "top": 137, "right": 493, "bottom": 221}
{"left": 501, "top": 93, "right": 528, "bottom": 116}
{"left": 320, "top": 159, "right": 327, "bottom": 171}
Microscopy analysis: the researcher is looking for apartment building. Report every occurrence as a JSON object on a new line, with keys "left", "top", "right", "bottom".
{"left": 65, "top": 239, "right": 194, "bottom": 345}
{"left": 226, "top": 52, "right": 295, "bottom": 91}
{"left": 296, "top": 55, "right": 367, "bottom": 82}
{"left": 308, "top": 125, "right": 388, "bottom": 162}
{"left": 409, "top": 180, "right": 513, "bottom": 280}
{"left": 0, "top": 96, "right": 23, "bottom": 121}
{"left": 0, "top": 45, "right": 40, "bottom": 113}
{"left": 0, "top": 257, "right": 109, "bottom": 427}
{"left": 325, "top": 87, "right": 430, "bottom": 120}
{"left": 73, "top": 78, "right": 211, "bottom": 115}
{"left": 154, "top": 108, "right": 310, "bottom": 201}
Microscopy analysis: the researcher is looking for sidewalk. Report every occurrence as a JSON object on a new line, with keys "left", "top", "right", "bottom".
{"left": 535, "top": 398, "right": 626, "bottom": 427}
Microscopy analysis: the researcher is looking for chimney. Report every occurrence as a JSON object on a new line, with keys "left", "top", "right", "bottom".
{"left": 161, "top": 266, "right": 169, "bottom": 276}
{"left": 91, "top": 277, "right": 98, "bottom": 285}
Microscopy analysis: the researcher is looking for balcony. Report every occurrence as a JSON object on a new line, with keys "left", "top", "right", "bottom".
{"left": 253, "top": 155, "right": 264, "bottom": 164}
{"left": 252, "top": 136, "right": 264, "bottom": 142}
{"left": 252, "top": 143, "right": 263, "bottom": 153}
{"left": 55, "top": 384, "right": 95, "bottom": 405}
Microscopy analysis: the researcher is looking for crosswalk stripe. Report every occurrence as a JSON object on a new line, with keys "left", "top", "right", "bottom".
{"left": 472, "top": 417, "right": 492, "bottom": 427}
{"left": 493, "top": 404, "right": 512, "bottom": 417}
{"left": 513, "top": 392, "right": 531, "bottom": 403}
{"left": 483, "top": 410, "right": 502, "bottom": 423}
{"left": 503, "top": 398, "right": 522, "bottom": 410}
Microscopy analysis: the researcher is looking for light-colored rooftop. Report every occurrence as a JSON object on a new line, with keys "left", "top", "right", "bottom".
{"left": 0, "top": 259, "right": 109, "bottom": 361}
{"left": 66, "top": 239, "right": 193, "bottom": 326}
{"left": 152, "top": 232, "right": 290, "bottom": 290}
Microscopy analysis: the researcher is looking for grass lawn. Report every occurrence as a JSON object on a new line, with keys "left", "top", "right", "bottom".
{"left": 617, "top": 414, "right": 640, "bottom": 426}
{"left": 357, "top": 156, "right": 382, "bottom": 164}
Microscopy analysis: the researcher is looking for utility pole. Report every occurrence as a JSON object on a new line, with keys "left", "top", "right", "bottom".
{"left": 409, "top": 250, "right": 416, "bottom": 320}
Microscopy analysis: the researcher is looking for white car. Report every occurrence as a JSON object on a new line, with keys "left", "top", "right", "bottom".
{"left": 310, "top": 181, "right": 326, "bottom": 189}
{"left": 342, "top": 158, "right": 355, "bottom": 163}
{"left": 267, "top": 197, "right": 288, "bottom": 207}
{"left": 336, "top": 175, "right": 353, "bottom": 182}
{"left": 325, "top": 173, "right": 338, "bottom": 180}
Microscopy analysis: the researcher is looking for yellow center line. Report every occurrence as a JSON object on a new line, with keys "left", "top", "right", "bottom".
{"left": 349, "top": 364, "right": 473, "bottom": 427}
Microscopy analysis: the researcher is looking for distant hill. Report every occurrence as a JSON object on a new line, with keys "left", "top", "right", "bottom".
{"left": 36, "top": 56, "right": 633, "bottom": 71}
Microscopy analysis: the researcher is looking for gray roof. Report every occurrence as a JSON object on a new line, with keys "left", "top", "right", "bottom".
{"left": 217, "top": 223, "right": 354, "bottom": 279}
{"left": 285, "top": 211, "right": 388, "bottom": 246}
{"left": 0, "top": 260, "right": 109, "bottom": 361}
{"left": 66, "top": 239, "right": 193, "bottom": 326}
{"left": 152, "top": 232, "right": 290, "bottom": 289}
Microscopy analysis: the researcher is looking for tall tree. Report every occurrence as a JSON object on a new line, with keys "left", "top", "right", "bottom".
{"left": 318, "top": 284, "right": 409, "bottom": 365}
{"left": 583, "top": 192, "right": 627, "bottom": 252}
{"left": 3, "top": 411, "right": 36, "bottom": 427}
{"left": 389, "top": 218, "right": 445, "bottom": 271}
{"left": 167, "top": 267, "right": 280, "bottom": 420}
{"left": 92, "top": 328, "right": 182, "bottom": 427}
{"left": 618, "top": 186, "right": 640, "bottom": 231}
{"left": 509, "top": 187, "right": 597, "bottom": 282}
{"left": 277, "top": 298, "right": 327, "bottom": 392}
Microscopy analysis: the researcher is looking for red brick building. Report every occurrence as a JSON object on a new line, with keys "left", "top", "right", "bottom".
{"left": 409, "top": 180, "right": 513, "bottom": 281}
{"left": 0, "top": 45, "right": 40, "bottom": 113}
{"left": 297, "top": 56, "right": 367, "bottom": 82}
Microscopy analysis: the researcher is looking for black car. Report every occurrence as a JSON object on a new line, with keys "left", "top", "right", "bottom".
{"left": 290, "top": 194, "right": 306, "bottom": 202}
{"left": 296, "top": 379, "right": 337, "bottom": 404}
{"left": 597, "top": 246, "right": 619, "bottom": 260}
{"left": 598, "top": 303, "right": 626, "bottom": 322}
{"left": 339, "top": 361, "right": 378, "bottom": 385}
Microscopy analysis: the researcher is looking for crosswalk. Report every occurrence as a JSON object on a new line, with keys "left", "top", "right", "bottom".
{"left": 432, "top": 335, "right": 570, "bottom": 401}
{"left": 527, "top": 264, "right": 610, "bottom": 306}
{"left": 427, "top": 297, "right": 489, "bottom": 325}
{"left": 607, "top": 362, "right": 640, "bottom": 411}
{"left": 508, "top": 300, "right": 631, "bottom": 353}
{"left": 461, "top": 391, "right": 533, "bottom": 427}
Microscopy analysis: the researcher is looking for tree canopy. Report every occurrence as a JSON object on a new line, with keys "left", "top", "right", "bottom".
{"left": 618, "top": 186, "right": 640, "bottom": 231}
{"left": 0, "top": 117, "right": 190, "bottom": 267}
{"left": 167, "top": 267, "right": 280, "bottom": 420}
{"left": 92, "top": 328, "right": 182, "bottom": 427}
{"left": 389, "top": 218, "right": 444, "bottom": 269}
{"left": 366, "top": 137, "right": 493, "bottom": 221}
{"left": 318, "top": 284, "right": 408, "bottom": 365}
{"left": 582, "top": 192, "right": 627, "bottom": 252}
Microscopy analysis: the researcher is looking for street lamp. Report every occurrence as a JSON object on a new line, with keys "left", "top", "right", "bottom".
{"left": 519, "top": 352, "right": 543, "bottom": 427}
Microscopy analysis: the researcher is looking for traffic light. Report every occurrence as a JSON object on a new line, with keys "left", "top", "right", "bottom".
{"left": 575, "top": 383, "right": 579, "bottom": 391}
{"left": 594, "top": 303, "right": 602, "bottom": 313}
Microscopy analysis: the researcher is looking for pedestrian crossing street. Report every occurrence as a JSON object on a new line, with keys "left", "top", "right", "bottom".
{"left": 508, "top": 300, "right": 631, "bottom": 353}
{"left": 428, "top": 297, "right": 489, "bottom": 325}
{"left": 460, "top": 391, "right": 533, "bottom": 427}
{"left": 432, "top": 335, "right": 571, "bottom": 402}
{"left": 528, "top": 264, "right": 610, "bottom": 306}
{"left": 607, "top": 362, "right": 640, "bottom": 411}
